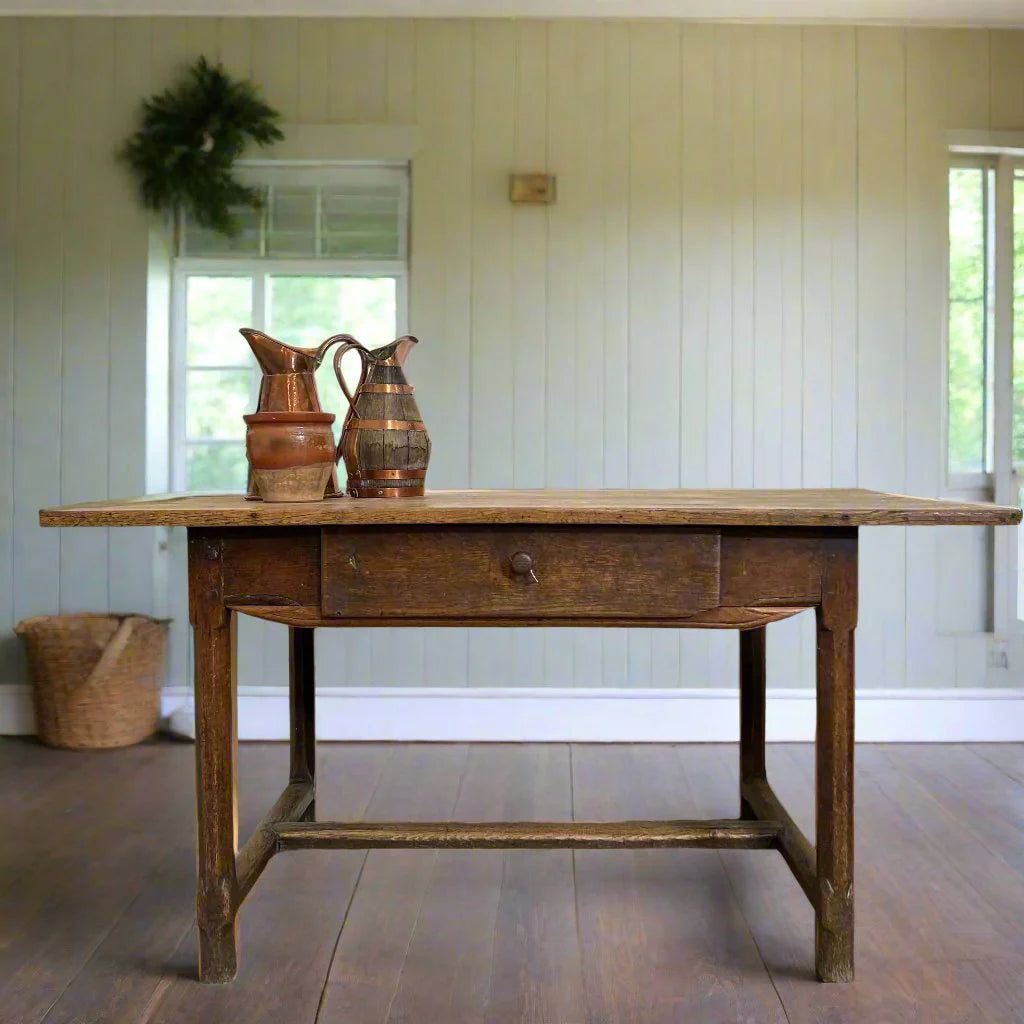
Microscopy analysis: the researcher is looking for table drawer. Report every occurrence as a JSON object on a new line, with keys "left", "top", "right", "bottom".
{"left": 321, "top": 526, "right": 721, "bottom": 619}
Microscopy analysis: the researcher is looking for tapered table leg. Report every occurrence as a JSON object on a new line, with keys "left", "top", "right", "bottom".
{"left": 739, "top": 626, "right": 767, "bottom": 818}
{"left": 815, "top": 533, "right": 857, "bottom": 982}
{"left": 289, "top": 626, "right": 316, "bottom": 820}
{"left": 189, "top": 531, "right": 239, "bottom": 983}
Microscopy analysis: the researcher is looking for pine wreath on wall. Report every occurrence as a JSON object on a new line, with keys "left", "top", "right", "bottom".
{"left": 121, "top": 56, "right": 283, "bottom": 236}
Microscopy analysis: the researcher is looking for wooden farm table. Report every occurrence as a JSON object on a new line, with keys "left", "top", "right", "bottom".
{"left": 41, "top": 489, "right": 1021, "bottom": 984}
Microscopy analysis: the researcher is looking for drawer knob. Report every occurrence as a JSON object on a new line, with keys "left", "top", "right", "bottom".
{"left": 509, "top": 551, "right": 539, "bottom": 583}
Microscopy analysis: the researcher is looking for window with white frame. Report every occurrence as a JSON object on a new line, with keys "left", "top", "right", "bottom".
{"left": 171, "top": 163, "right": 408, "bottom": 493}
{"left": 947, "top": 153, "right": 1024, "bottom": 631}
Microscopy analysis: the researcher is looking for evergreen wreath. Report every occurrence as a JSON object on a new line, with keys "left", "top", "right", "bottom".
{"left": 121, "top": 56, "right": 284, "bottom": 236}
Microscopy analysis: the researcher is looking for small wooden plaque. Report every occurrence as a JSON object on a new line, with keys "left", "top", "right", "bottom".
{"left": 509, "top": 173, "right": 556, "bottom": 204}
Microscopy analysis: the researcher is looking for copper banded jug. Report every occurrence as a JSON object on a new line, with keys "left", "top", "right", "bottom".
{"left": 334, "top": 336, "right": 430, "bottom": 497}
{"left": 239, "top": 328, "right": 354, "bottom": 499}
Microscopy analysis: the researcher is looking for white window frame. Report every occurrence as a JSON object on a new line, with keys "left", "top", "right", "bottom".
{"left": 946, "top": 149, "right": 1023, "bottom": 635}
{"left": 945, "top": 154, "right": 997, "bottom": 493}
{"left": 170, "top": 257, "right": 408, "bottom": 493}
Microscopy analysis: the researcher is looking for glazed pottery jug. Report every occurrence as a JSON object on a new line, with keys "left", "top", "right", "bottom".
{"left": 243, "top": 411, "right": 337, "bottom": 502}
{"left": 334, "top": 336, "right": 430, "bottom": 497}
{"left": 239, "top": 328, "right": 354, "bottom": 499}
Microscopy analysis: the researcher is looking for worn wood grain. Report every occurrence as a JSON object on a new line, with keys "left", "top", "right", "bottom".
{"left": 314, "top": 743, "right": 469, "bottom": 1023}
{"left": 4, "top": 741, "right": 1024, "bottom": 1022}
{"left": 150, "top": 744, "right": 395, "bottom": 1024}
{"left": 322, "top": 525, "right": 721, "bottom": 619}
{"left": 813, "top": 533, "right": 857, "bottom": 982}
{"left": 273, "top": 817, "right": 781, "bottom": 850}
{"left": 480, "top": 743, "right": 584, "bottom": 1024}
{"left": 231, "top": 603, "right": 806, "bottom": 630}
{"left": 187, "top": 530, "right": 239, "bottom": 983}
{"left": 38, "top": 488, "right": 1022, "bottom": 528}
{"left": 572, "top": 744, "right": 789, "bottom": 1022}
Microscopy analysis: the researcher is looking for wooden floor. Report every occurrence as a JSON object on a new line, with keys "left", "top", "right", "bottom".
{"left": 2, "top": 741, "right": 1024, "bottom": 1024}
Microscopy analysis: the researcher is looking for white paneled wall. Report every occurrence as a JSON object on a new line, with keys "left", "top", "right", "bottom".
{"left": 1, "top": 19, "right": 1023, "bottom": 697}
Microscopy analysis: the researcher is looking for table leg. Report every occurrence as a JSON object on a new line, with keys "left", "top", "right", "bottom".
{"left": 739, "top": 626, "right": 767, "bottom": 819}
{"left": 189, "top": 532, "right": 239, "bottom": 984}
{"left": 815, "top": 533, "right": 857, "bottom": 982}
{"left": 289, "top": 626, "right": 316, "bottom": 821}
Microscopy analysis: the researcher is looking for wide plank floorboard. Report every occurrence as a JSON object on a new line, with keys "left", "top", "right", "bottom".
{"left": 0, "top": 738, "right": 1023, "bottom": 1023}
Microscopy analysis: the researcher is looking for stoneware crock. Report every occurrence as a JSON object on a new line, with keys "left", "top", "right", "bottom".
{"left": 243, "top": 411, "right": 336, "bottom": 502}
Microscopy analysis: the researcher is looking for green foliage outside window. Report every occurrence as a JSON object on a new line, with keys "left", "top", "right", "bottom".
{"left": 948, "top": 167, "right": 990, "bottom": 475}
{"left": 181, "top": 273, "right": 398, "bottom": 491}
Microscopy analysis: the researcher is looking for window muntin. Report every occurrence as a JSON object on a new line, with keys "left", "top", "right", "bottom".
{"left": 947, "top": 162, "right": 995, "bottom": 478}
{"left": 172, "top": 164, "right": 408, "bottom": 494}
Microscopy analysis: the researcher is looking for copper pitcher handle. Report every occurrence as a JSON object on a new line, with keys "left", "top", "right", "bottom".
{"left": 314, "top": 332, "right": 358, "bottom": 368}
{"left": 333, "top": 339, "right": 369, "bottom": 411}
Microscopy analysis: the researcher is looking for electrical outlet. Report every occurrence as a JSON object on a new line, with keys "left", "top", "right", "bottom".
{"left": 989, "top": 638, "right": 1010, "bottom": 670}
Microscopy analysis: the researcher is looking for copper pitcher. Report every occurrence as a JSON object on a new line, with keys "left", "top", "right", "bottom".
{"left": 239, "top": 328, "right": 353, "bottom": 499}
{"left": 334, "top": 336, "right": 430, "bottom": 497}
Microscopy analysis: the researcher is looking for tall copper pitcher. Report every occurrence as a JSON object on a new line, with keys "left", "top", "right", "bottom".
{"left": 240, "top": 328, "right": 352, "bottom": 499}
{"left": 334, "top": 336, "right": 430, "bottom": 497}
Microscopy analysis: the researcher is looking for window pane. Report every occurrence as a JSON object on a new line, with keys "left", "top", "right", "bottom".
{"left": 186, "top": 443, "right": 248, "bottom": 492}
{"left": 186, "top": 276, "right": 253, "bottom": 366}
{"left": 321, "top": 184, "right": 403, "bottom": 259}
{"left": 186, "top": 368, "right": 251, "bottom": 440}
{"left": 267, "top": 275, "right": 398, "bottom": 425}
{"left": 267, "top": 186, "right": 318, "bottom": 257}
{"left": 1014, "top": 170, "right": 1024, "bottom": 470}
{"left": 948, "top": 166, "right": 992, "bottom": 475}
{"left": 180, "top": 199, "right": 264, "bottom": 258}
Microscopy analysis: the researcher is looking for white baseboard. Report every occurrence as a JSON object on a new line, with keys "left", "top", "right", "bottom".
{"left": 4, "top": 684, "right": 1024, "bottom": 742}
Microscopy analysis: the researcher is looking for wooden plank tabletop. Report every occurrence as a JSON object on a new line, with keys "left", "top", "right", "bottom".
{"left": 38, "top": 489, "right": 1022, "bottom": 528}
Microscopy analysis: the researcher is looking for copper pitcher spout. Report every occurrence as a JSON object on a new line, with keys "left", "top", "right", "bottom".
{"left": 365, "top": 335, "right": 418, "bottom": 367}
{"left": 240, "top": 328, "right": 322, "bottom": 375}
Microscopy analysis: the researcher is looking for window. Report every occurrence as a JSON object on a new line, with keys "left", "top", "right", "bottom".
{"left": 171, "top": 164, "right": 408, "bottom": 493}
{"left": 947, "top": 154, "right": 1024, "bottom": 630}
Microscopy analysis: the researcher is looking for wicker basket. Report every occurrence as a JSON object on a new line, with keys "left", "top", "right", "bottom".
{"left": 14, "top": 614, "right": 168, "bottom": 749}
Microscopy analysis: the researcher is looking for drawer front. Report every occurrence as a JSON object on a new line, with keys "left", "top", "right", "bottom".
{"left": 322, "top": 526, "right": 720, "bottom": 619}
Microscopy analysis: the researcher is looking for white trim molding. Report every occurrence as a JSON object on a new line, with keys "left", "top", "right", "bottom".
{"left": 4, "top": 685, "right": 1024, "bottom": 743}
{"left": 5, "top": 2, "right": 1024, "bottom": 26}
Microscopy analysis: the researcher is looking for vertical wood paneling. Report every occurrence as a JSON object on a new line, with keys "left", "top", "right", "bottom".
{"left": 468, "top": 21, "right": 516, "bottom": 685}
{"left": 184, "top": 16, "right": 218, "bottom": 60}
{"left": 60, "top": 19, "right": 114, "bottom": 613}
{"left": 545, "top": 21, "right": 580, "bottom": 684}
{"left": 329, "top": 19, "right": 388, "bottom": 123}
{"left": 386, "top": 20, "right": 416, "bottom": 122}
{"left": 830, "top": 30, "right": 858, "bottom": 488}
{"left": 1, "top": 19, "right": 1016, "bottom": 700}
{"left": 601, "top": 22, "right": 630, "bottom": 685}
{"left": 752, "top": 27, "right": 787, "bottom": 489}
{"left": 109, "top": 18, "right": 157, "bottom": 614}
{"left": 509, "top": 21, "right": 548, "bottom": 684}
{"left": 679, "top": 24, "right": 715, "bottom": 685}
{"left": 906, "top": 30, "right": 954, "bottom": 686}
{"left": 410, "top": 20, "right": 474, "bottom": 686}
{"left": 989, "top": 29, "right": 1024, "bottom": 129}
{"left": 13, "top": 20, "right": 69, "bottom": 625}
{"left": 628, "top": 23, "right": 682, "bottom": 688}
{"left": 512, "top": 20, "right": 548, "bottom": 490}
{"left": 253, "top": 18, "right": 299, "bottom": 124}
{"left": 857, "top": 27, "right": 908, "bottom": 690}
{"left": 216, "top": 17, "right": 251, "bottom": 79}
{"left": 705, "top": 24, "right": 735, "bottom": 491}
{"left": 730, "top": 26, "right": 756, "bottom": 489}
{"left": 572, "top": 23, "right": 609, "bottom": 687}
{"left": 0, "top": 20, "right": 18, "bottom": 680}
{"left": 297, "top": 20, "right": 331, "bottom": 123}
{"left": 802, "top": 28, "right": 838, "bottom": 488}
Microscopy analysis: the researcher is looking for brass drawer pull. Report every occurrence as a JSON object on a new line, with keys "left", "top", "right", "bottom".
{"left": 510, "top": 551, "right": 539, "bottom": 583}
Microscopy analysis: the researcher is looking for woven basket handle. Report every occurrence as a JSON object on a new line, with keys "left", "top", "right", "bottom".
{"left": 83, "top": 615, "right": 139, "bottom": 691}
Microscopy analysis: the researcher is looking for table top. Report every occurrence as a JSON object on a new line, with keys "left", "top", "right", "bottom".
{"left": 38, "top": 489, "right": 1022, "bottom": 529}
